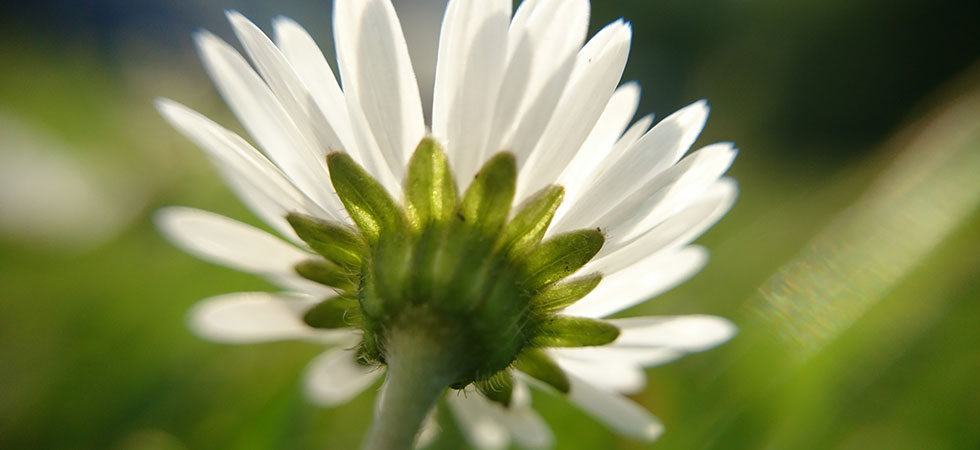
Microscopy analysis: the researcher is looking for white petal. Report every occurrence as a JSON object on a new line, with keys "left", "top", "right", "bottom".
{"left": 608, "top": 315, "right": 738, "bottom": 352}
{"left": 446, "top": 389, "right": 510, "bottom": 450}
{"left": 557, "top": 82, "right": 641, "bottom": 209}
{"left": 564, "top": 246, "right": 708, "bottom": 318}
{"left": 194, "top": 31, "right": 339, "bottom": 210}
{"left": 273, "top": 16, "right": 356, "bottom": 152}
{"left": 601, "top": 113, "right": 655, "bottom": 174}
{"left": 432, "top": 0, "right": 511, "bottom": 186}
{"left": 552, "top": 346, "right": 681, "bottom": 373}
{"left": 228, "top": 11, "right": 354, "bottom": 177}
{"left": 155, "top": 98, "right": 333, "bottom": 240}
{"left": 590, "top": 178, "right": 738, "bottom": 273}
{"left": 304, "top": 347, "right": 383, "bottom": 406}
{"left": 487, "top": 0, "right": 589, "bottom": 159}
{"left": 346, "top": 101, "right": 402, "bottom": 195}
{"left": 334, "top": 0, "right": 425, "bottom": 180}
{"left": 553, "top": 101, "right": 710, "bottom": 233}
{"left": 187, "top": 292, "right": 352, "bottom": 344}
{"left": 550, "top": 352, "right": 647, "bottom": 394}
{"left": 599, "top": 142, "right": 738, "bottom": 247}
{"left": 415, "top": 407, "right": 441, "bottom": 449}
{"left": 447, "top": 384, "right": 553, "bottom": 450}
{"left": 493, "top": 405, "right": 553, "bottom": 448}
{"left": 548, "top": 315, "right": 734, "bottom": 377}
{"left": 155, "top": 207, "right": 312, "bottom": 282}
{"left": 518, "top": 20, "right": 633, "bottom": 199}
{"left": 566, "top": 373, "right": 664, "bottom": 441}
{"left": 227, "top": 12, "right": 332, "bottom": 144}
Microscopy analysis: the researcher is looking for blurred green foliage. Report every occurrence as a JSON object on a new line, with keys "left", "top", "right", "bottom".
{"left": 1, "top": 0, "right": 978, "bottom": 449}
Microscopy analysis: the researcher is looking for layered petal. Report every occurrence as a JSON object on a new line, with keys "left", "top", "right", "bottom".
{"left": 551, "top": 315, "right": 737, "bottom": 385}
{"left": 553, "top": 101, "right": 710, "bottom": 232}
{"left": 155, "top": 99, "right": 331, "bottom": 240}
{"left": 194, "top": 31, "right": 339, "bottom": 210}
{"left": 565, "top": 373, "right": 664, "bottom": 441}
{"left": 447, "top": 383, "right": 553, "bottom": 450}
{"left": 432, "top": 0, "right": 511, "bottom": 186}
{"left": 518, "top": 20, "right": 633, "bottom": 199}
{"left": 590, "top": 178, "right": 738, "bottom": 273}
{"left": 155, "top": 207, "right": 328, "bottom": 295}
{"left": 557, "top": 82, "right": 641, "bottom": 206}
{"left": 487, "top": 0, "right": 589, "bottom": 159}
{"left": 334, "top": 0, "right": 425, "bottom": 181}
{"left": 564, "top": 246, "right": 708, "bottom": 318}
{"left": 273, "top": 16, "right": 355, "bottom": 152}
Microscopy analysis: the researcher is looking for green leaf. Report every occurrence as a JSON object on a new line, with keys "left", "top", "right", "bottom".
{"left": 327, "top": 152, "right": 406, "bottom": 245}
{"left": 531, "top": 274, "right": 602, "bottom": 314}
{"left": 294, "top": 259, "right": 356, "bottom": 291}
{"left": 460, "top": 152, "right": 516, "bottom": 235}
{"left": 405, "top": 138, "right": 458, "bottom": 230}
{"left": 303, "top": 296, "right": 360, "bottom": 329}
{"left": 286, "top": 213, "right": 365, "bottom": 269}
{"left": 498, "top": 185, "right": 564, "bottom": 258}
{"left": 514, "top": 348, "right": 569, "bottom": 393}
{"left": 475, "top": 370, "right": 515, "bottom": 407}
{"left": 520, "top": 229, "right": 604, "bottom": 289}
{"left": 530, "top": 316, "right": 620, "bottom": 348}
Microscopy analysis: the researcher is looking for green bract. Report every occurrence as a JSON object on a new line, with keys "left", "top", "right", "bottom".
{"left": 290, "top": 137, "right": 618, "bottom": 406}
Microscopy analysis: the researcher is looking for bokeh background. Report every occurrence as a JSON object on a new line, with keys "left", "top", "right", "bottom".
{"left": 2, "top": 0, "right": 978, "bottom": 448}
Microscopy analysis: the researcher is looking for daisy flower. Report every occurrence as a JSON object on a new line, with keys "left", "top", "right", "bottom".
{"left": 155, "top": 0, "right": 738, "bottom": 448}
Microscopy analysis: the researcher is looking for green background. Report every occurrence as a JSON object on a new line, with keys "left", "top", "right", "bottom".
{"left": 1, "top": 0, "right": 978, "bottom": 448}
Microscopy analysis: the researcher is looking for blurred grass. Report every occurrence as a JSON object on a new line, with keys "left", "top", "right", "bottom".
{"left": 1, "top": 2, "right": 979, "bottom": 449}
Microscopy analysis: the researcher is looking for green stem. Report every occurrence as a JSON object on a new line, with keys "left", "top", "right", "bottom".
{"left": 362, "top": 315, "right": 459, "bottom": 450}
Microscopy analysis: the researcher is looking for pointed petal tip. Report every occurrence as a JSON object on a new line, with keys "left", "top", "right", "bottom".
{"left": 226, "top": 10, "right": 260, "bottom": 37}
{"left": 224, "top": 9, "right": 244, "bottom": 22}
{"left": 152, "top": 97, "right": 178, "bottom": 115}
{"left": 271, "top": 14, "right": 298, "bottom": 30}
{"left": 151, "top": 205, "right": 193, "bottom": 239}
{"left": 717, "top": 176, "right": 740, "bottom": 196}
{"left": 640, "top": 421, "right": 666, "bottom": 441}
{"left": 191, "top": 28, "right": 218, "bottom": 45}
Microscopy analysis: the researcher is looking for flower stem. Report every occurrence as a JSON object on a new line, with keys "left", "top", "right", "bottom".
{"left": 362, "top": 312, "right": 460, "bottom": 450}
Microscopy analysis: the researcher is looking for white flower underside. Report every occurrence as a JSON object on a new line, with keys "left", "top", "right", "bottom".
{"left": 155, "top": 0, "right": 739, "bottom": 448}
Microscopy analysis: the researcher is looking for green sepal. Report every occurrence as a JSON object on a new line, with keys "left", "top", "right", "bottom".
{"left": 475, "top": 370, "right": 515, "bottom": 407}
{"left": 530, "top": 316, "right": 620, "bottom": 348}
{"left": 295, "top": 259, "right": 356, "bottom": 291}
{"left": 286, "top": 213, "right": 364, "bottom": 269}
{"left": 357, "top": 326, "right": 382, "bottom": 365}
{"left": 361, "top": 234, "right": 414, "bottom": 315}
{"left": 327, "top": 152, "right": 406, "bottom": 245}
{"left": 531, "top": 274, "right": 602, "bottom": 314}
{"left": 303, "top": 295, "right": 360, "bottom": 329}
{"left": 405, "top": 138, "right": 458, "bottom": 230}
{"left": 460, "top": 152, "right": 516, "bottom": 235}
{"left": 520, "top": 229, "right": 604, "bottom": 289}
{"left": 514, "top": 348, "right": 569, "bottom": 393}
{"left": 497, "top": 185, "right": 564, "bottom": 258}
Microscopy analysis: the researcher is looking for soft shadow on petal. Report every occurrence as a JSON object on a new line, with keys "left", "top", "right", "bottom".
{"left": 432, "top": 0, "right": 511, "bottom": 186}
{"left": 334, "top": 0, "right": 425, "bottom": 180}
{"left": 553, "top": 101, "right": 710, "bottom": 233}
{"left": 304, "top": 347, "right": 383, "bottom": 407}
{"left": 566, "top": 246, "right": 708, "bottom": 318}
{"left": 565, "top": 373, "right": 664, "bottom": 442}
{"left": 187, "top": 292, "right": 353, "bottom": 344}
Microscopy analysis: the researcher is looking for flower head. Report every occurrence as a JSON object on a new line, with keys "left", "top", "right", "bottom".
{"left": 156, "top": 0, "right": 738, "bottom": 448}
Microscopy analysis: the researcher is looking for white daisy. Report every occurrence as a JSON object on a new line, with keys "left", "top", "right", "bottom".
{"left": 154, "top": 0, "right": 738, "bottom": 448}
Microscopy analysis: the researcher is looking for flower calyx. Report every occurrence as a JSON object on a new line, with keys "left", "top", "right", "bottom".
{"left": 287, "top": 137, "right": 619, "bottom": 406}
